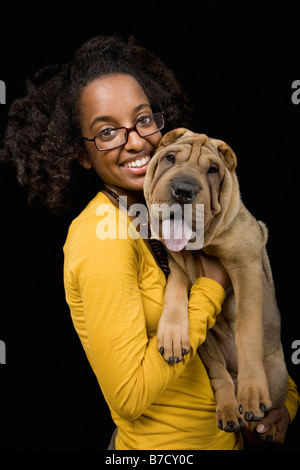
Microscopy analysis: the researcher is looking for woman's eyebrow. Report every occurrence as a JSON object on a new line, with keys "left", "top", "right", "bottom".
{"left": 89, "top": 104, "right": 152, "bottom": 131}
{"left": 134, "top": 103, "right": 152, "bottom": 113}
{"left": 89, "top": 115, "right": 115, "bottom": 131}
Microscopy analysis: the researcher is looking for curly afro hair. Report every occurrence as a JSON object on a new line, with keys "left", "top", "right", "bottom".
{"left": 0, "top": 35, "right": 193, "bottom": 215}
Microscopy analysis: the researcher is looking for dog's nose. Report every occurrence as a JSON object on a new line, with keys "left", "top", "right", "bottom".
{"left": 171, "top": 180, "right": 198, "bottom": 203}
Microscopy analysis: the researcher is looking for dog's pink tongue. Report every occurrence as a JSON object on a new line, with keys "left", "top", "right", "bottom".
{"left": 162, "top": 217, "right": 193, "bottom": 252}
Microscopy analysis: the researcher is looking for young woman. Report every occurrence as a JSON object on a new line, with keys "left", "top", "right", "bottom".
{"left": 1, "top": 35, "right": 298, "bottom": 450}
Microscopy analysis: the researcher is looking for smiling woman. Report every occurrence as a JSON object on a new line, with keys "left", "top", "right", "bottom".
{"left": 0, "top": 35, "right": 192, "bottom": 215}
{"left": 77, "top": 75, "right": 163, "bottom": 194}
{"left": 1, "top": 35, "right": 298, "bottom": 450}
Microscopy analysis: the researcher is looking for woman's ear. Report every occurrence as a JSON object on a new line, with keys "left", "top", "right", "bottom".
{"left": 77, "top": 154, "right": 92, "bottom": 170}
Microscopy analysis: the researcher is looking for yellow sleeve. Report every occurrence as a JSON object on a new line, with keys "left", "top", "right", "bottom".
{"left": 64, "top": 209, "right": 225, "bottom": 422}
{"left": 284, "top": 375, "right": 300, "bottom": 422}
{"left": 188, "top": 277, "right": 226, "bottom": 354}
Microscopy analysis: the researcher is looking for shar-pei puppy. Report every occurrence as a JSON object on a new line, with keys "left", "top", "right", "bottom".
{"left": 143, "top": 128, "right": 288, "bottom": 438}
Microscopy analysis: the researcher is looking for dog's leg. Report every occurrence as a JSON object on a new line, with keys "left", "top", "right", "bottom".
{"left": 247, "top": 347, "right": 288, "bottom": 443}
{"left": 261, "top": 248, "right": 288, "bottom": 411}
{"left": 264, "top": 347, "right": 288, "bottom": 410}
{"left": 245, "top": 350, "right": 288, "bottom": 443}
{"left": 231, "top": 264, "right": 273, "bottom": 422}
{"left": 157, "top": 257, "right": 191, "bottom": 363}
{"left": 199, "top": 329, "right": 242, "bottom": 432}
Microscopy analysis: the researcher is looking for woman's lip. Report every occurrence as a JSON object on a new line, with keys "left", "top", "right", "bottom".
{"left": 120, "top": 150, "right": 153, "bottom": 167}
{"left": 120, "top": 159, "right": 151, "bottom": 175}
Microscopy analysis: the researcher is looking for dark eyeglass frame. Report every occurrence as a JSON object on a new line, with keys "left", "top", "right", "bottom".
{"left": 81, "top": 111, "right": 165, "bottom": 151}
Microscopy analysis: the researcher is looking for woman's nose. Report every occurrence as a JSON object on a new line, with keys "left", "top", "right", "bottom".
{"left": 124, "top": 129, "right": 146, "bottom": 151}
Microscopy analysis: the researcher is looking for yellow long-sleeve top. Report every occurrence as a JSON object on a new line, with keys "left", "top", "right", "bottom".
{"left": 63, "top": 192, "right": 299, "bottom": 450}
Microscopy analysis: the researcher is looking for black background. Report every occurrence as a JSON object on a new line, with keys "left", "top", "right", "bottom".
{"left": 0, "top": 1, "right": 299, "bottom": 450}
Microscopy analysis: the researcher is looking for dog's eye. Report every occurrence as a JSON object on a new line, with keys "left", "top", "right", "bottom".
{"left": 165, "top": 154, "right": 176, "bottom": 163}
{"left": 208, "top": 165, "right": 218, "bottom": 174}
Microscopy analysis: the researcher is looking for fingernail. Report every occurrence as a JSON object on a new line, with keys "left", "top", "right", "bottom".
{"left": 168, "top": 357, "right": 174, "bottom": 364}
{"left": 159, "top": 347, "right": 164, "bottom": 355}
{"left": 256, "top": 423, "right": 265, "bottom": 433}
{"left": 182, "top": 348, "right": 187, "bottom": 356}
{"left": 174, "top": 357, "right": 179, "bottom": 363}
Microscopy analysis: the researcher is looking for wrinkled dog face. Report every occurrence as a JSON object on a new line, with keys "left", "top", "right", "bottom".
{"left": 144, "top": 129, "right": 237, "bottom": 251}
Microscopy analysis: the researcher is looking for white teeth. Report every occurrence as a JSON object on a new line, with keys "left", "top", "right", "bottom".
{"left": 124, "top": 155, "right": 150, "bottom": 168}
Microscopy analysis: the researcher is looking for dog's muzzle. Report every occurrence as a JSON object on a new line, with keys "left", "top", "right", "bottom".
{"left": 171, "top": 179, "right": 199, "bottom": 203}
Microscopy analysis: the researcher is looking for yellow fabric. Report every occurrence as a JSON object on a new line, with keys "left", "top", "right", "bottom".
{"left": 63, "top": 192, "right": 298, "bottom": 450}
{"left": 285, "top": 376, "right": 300, "bottom": 422}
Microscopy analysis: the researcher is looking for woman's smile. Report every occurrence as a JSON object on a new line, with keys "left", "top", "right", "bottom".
{"left": 120, "top": 151, "right": 152, "bottom": 172}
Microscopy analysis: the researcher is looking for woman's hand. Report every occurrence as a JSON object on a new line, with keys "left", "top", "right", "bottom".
{"left": 195, "top": 251, "right": 232, "bottom": 294}
{"left": 242, "top": 405, "right": 291, "bottom": 447}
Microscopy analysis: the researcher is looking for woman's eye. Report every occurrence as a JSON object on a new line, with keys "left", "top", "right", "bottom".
{"left": 138, "top": 115, "right": 153, "bottom": 127}
{"left": 98, "top": 128, "right": 117, "bottom": 141}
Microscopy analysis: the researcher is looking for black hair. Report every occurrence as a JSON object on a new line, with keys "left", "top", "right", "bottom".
{"left": 0, "top": 35, "right": 193, "bottom": 215}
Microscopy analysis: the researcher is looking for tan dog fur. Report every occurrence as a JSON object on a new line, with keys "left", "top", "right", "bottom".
{"left": 144, "top": 128, "right": 288, "bottom": 436}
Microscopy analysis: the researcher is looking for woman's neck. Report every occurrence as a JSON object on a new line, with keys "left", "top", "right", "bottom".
{"left": 102, "top": 184, "right": 145, "bottom": 208}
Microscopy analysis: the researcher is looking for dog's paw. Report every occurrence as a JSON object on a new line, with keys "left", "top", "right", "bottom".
{"left": 237, "top": 377, "right": 272, "bottom": 422}
{"left": 216, "top": 402, "right": 244, "bottom": 433}
{"left": 157, "top": 308, "right": 190, "bottom": 364}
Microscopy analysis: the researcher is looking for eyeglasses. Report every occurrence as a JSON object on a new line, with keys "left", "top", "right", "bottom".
{"left": 82, "top": 112, "right": 165, "bottom": 151}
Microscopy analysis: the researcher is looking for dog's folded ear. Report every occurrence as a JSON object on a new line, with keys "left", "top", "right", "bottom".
{"left": 210, "top": 138, "right": 237, "bottom": 173}
{"left": 157, "top": 128, "right": 192, "bottom": 151}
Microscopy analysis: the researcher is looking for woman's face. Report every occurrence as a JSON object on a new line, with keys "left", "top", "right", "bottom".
{"left": 79, "top": 74, "right": 162, "bottom": 194}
